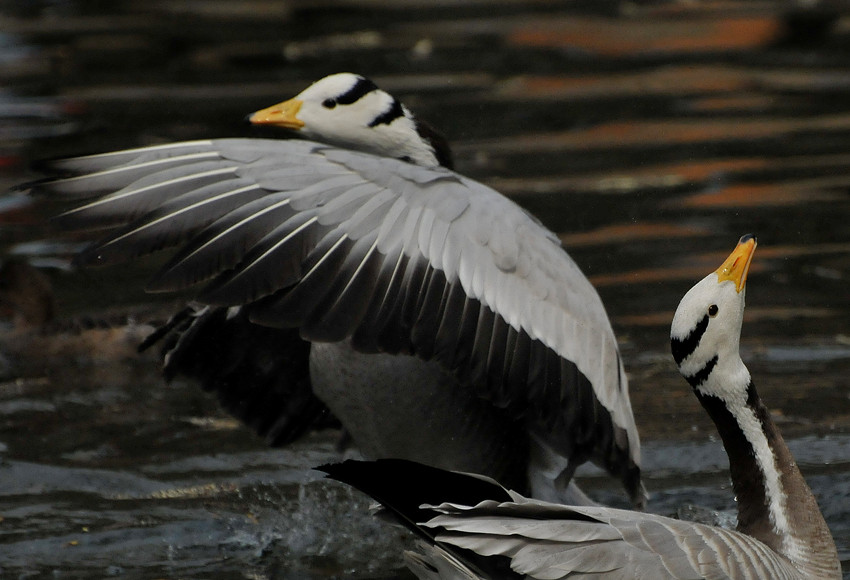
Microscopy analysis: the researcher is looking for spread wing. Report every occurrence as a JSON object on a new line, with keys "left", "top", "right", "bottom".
{"left": 31, "top": 138, "right": 640, "bottom": 497}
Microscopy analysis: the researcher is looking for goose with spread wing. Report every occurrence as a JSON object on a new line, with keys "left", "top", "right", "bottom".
{"left": 321, "top": 235, "right": 841, "bottom": 580}
{"left": 28, "top": 73, "right": 641, "bottom": 505}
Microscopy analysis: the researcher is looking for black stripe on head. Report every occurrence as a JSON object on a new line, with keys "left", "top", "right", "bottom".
{"left": 368, "top": 98, "right": 405, "bottom": 127}
{"left": 684, "top": 354, "right": 717, "bottom": 389}
{"left": 671, "top": 313, "right": 709, "bottom": 365}
{"left": 336, "top": 77, "right": 379, "bottom": 105}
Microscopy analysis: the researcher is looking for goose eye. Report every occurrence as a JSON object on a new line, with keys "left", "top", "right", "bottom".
{"left": 708, "top": 304, "right": 719, "bottom": 317}
{"left": 322, "top": 99, "right": 337, "bottom": 109}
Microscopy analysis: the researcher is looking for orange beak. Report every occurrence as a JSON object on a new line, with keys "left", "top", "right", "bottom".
{"left": 715, "top": 234, "right": 757, "bottom": 293}
{"left": 248, "top": 98, "right": 305, "bottom": 129}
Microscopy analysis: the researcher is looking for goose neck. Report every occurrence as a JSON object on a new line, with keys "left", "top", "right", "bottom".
{"left": 695, "top": 381, "right": 840, "bottom": 578}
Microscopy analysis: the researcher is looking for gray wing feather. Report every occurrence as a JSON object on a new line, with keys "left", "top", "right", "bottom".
{"left": 53, "top": 161, "right": 239, "bottom": 228}
{"left": 74, "top": 179, "right": 265, "bottom": 265}
{"left": 148, "top": 193, "right": 300, "bottom": 291}
{"left": 34, "top": 138, "right": 640, "bottom": 493}
{"left": 44, "top": 140, "right": 218, "bottom": 174}
{"left": 39, "top": 150, "right": 221, "bottom": 199}
{"left": 423, "top": 501, "right": 801, "bottom": 579}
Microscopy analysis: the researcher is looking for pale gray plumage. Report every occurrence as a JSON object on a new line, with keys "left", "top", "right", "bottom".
{"left": 30, "top": 73, "right": 643, "bottom": 504}
{"left": 414, "top": 498, "right": 804, "bottom": 580}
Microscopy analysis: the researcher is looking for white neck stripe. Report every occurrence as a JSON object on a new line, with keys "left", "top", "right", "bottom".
{"left": 727, "top": 401, "right": 806, "bottom": 562}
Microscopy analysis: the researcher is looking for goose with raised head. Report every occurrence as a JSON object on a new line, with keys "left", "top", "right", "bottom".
{"left": 27, "top": 73, "right": 641, "bottom": 506}
{"left": 321, "top": 235, "right": 842, "bottom": 580}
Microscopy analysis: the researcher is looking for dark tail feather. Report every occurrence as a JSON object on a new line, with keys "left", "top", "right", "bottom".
{"left": 145, "top": 304, "right": 336, "bottom": 446}
{"left": 318, "top": 459, "right": 519, "bottom": 579}
{"left": 318, "top": 459, "right": 512, "bottom": 538}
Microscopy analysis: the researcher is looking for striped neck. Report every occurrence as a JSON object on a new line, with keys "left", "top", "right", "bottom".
{"left": 695, "top": 381, "right": 840, "bottom": 577}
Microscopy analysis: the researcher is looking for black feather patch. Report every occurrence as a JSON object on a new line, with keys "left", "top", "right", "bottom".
{"left": 684, "top": 355, "right": 718, "bottom": 389}
{"left": 146, "top": 305, "right": 335, "bottom": 446}
{"left": 414, "top": 119, "right": 455, "bottom": 170}
{"left": 368, "top": 98, "right": 405, "bottom": 127}
{"left": 671, "top": 314, "right": 709, "bottom": 365}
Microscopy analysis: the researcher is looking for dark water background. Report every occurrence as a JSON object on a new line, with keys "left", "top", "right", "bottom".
{"left": 0, "top": 1, "right": 849, "bottom": 578}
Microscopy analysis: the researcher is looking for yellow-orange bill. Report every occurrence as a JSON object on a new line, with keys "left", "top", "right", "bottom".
{"left": 248, "top": 98, "right": 305, "bottom": 129}
{"left": 715, "top": 234, "right": 757, "bottom": 293}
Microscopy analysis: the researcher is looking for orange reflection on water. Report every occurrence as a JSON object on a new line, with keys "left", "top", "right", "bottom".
{"left": 754, "top": 242, "right": 850, "bottom": 260}
{"left": 501, "top": 67, "right": 750, "bottom": 100}
{"left": 672, "top": 183, "right": 846, "bottom": 208}
{"left": 591, "top": 241, "right": 850, "bottom": 290}
{"left": 562, "top": 222, "right": 709, "bottom": 247}
{"left": 508, "top": 16, "right": 782, "bottom": 56}
{"left": 687, "top": 93, "right": 777, "bottom": 113}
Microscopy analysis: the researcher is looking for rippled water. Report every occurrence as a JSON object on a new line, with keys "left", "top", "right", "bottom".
{"left": 0, "top": 1, "right": 849, "bottom": 578}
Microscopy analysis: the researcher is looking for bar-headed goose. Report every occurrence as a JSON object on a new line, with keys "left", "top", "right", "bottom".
{"left": 28, "top": 73, "right": 641, "bottom": 505}
{"left": 321, "top": 235, "right": 841, "bottom": 580}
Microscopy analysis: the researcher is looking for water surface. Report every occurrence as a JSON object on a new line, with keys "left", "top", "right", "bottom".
{"left": 1, "top": 1, "right": 849, "bottom": 578}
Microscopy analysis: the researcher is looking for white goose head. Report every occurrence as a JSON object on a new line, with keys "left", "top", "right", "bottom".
{"left": 671, "top": 234, "right": 757, "bottom": 401}
{"left": 248, "top": 73, "right": 453, "bottom": 169}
